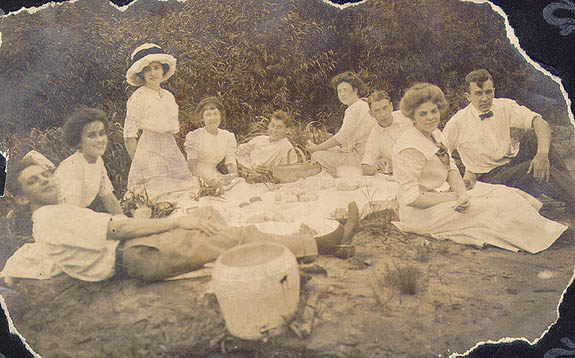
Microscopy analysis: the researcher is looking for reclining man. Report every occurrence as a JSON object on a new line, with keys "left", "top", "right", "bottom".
{"left": 361, "top": 90, "right": 412, "bottom": 176}
{"left": 443, "top": 69, "right": 575, "bottom": 215}
{"left": 1, "top": 159, "right": 359, "bottom": 284}
{"left": 236, "top": 110, "right": 297, "bottom": 180}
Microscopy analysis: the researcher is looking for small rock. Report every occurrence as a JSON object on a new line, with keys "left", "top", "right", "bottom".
{"left": 505, "top": 287, "right": 518, "bottom": 295}
{"left": 339, "top": 333, "right": 360, "bottom": 346}
{"left": 537, "top": 270, "right": 556, "bottom": 280}
{"left": 249, "top": 196, "right": 262, "bottom": 203}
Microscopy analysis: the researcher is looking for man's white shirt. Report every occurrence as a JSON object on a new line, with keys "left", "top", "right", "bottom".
{"left": 443, "top": 98, "right": 537, "bottom": 174}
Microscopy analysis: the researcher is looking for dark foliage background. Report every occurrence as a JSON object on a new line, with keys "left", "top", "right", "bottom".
{"left": 0, "top": 0, "right": 570, "bottom": 201}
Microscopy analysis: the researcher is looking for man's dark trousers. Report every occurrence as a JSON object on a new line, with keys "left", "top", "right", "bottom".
{"left": 478, "top": 130, "right": 575, "bottom": 211}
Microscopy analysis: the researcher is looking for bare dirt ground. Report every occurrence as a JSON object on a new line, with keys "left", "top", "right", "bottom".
{"left": 4, "top": 203, "right": 574, "bottom": 358}
{"left": 2, "top": 126, "right": 575, "bottom": 358}
{"left": 3, "top": 215, "right": 573, "bottom": 358}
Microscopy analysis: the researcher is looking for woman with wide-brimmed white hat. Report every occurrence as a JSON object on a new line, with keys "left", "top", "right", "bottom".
{"left": 123, "top": 43, "right": 197, "bottom": 201}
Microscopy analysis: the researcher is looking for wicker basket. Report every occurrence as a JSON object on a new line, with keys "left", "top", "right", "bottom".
{"left": 272, "top": 147, "right": 322, "bottom": 183}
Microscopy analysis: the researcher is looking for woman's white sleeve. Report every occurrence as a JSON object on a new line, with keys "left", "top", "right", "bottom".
{"left": 123, "top": 94, "right": 141, "bottom": 138}
{"left": 54, "top": 160, "right": 83, "bottom": 207}
{"left": 333, "top": 105, "right": 360, "bottom": 146}
{"left": 184, "top": 130, "right": 200, "bottom": 160}
{"left": 394, "top": 148, "right": 426, "bottom": 206}
{"left": 225, "top": 132, "right": 238, "bottom": 165}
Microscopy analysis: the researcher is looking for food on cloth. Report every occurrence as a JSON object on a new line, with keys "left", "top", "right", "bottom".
{"left": 319, "top": 175, "right": 336, "bottom": 189}
{"left": 249, "top": 196, "right": 263, "bottom": 203}
{"left": 299, "top": 194, "right": 319, "bottom": 202}
{"left": 304, "top": 177, "right": 323, "bottom": 191}
{"left": 298, "top": 176, "right": 335, "bottom": 191}
{"left": 273, "top": 213, "right": 289, "bottom": 222}
{"left": 281, "top": 176, "right": 334, "bottom": 193}
{"left": 246, "top": 212, "right": 293, "bottom": 223}
{"left": 246, "top": 213, "right": 267, "bottom": 223}
{"left": 272, "top": 177, "right": 325, "bottom": 204}
{"left": 274, "top": 192, "right": 283, "bottom": 202}
{"left": 274, "top": 190, "right": 319, "bottom": 203}
{"left": 335, "top": 177, "right": 366, "bottom": 191}
{"left": 285, "top": 194, "right": 299, "bottom": 203}
{"left": 239, "top": 202, "right": 250, "bottom": 208}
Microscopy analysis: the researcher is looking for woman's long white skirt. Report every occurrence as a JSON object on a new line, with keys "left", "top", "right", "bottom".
{"left": 394, "top": 182, "right": 567, "bottom": 253}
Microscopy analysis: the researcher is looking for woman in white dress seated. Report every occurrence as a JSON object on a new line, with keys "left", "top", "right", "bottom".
{"left": 55, "top": 107, "right": 124, "bottom": 215}
{"left": 184, "top": 96, "right": 238, "bottom": 183}
{"left": 306, "top": 71, "right": 376, "bottom": 176}
{"left": 392, "top": 83, "right": 568, "bottom": 253}
{"left": 237, "top": 110, "right": 297, "bottom": 176}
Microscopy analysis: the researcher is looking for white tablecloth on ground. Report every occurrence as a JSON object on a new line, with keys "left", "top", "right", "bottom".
{"left": 173, "top": 172, "right": 400, "bottom": 237}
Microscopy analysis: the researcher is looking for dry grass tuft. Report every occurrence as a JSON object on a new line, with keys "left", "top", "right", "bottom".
{"left": 384, "top": 263, "right": 421, "bottom": 295}
{"left": 329, "top": 207, "right": 348, "bottom": 226}
{"left": 434, "top": 239, "right": 452, "bottom": 255}
{"left": 370, "top": 271, "right": 397, "bottom": 311}
{"left": 360, "top": 208, "right": 397, "bottom": 238}
{"left": 121, "top": 191, "right": 176, "bottom": 218}
{"left": 415, "top": 244, "right": 432, "bottom": 262}
{"left": 196, "top": 178, "right": 225, "bottom": 200}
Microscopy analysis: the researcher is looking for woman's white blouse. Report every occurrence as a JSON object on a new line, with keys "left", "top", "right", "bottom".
{"left": 54, "top": 151, "right": 114, "bottom": 208}
{"left": 184, "top": 127, "right": 237, "bottom": 177}
{"left": 393, "top": 127, "right": 458, "bottom": 206}
{"left": 123, "top": 86, "right": 180, "bottom": 138}
{"left": 332, "top": 99, "right": 376, "bottom": 155}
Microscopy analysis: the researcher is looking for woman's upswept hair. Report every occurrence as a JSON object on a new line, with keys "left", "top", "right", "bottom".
{"left": 330, "top": 71, "right": 364, "bottom": 94}
{"left": 63, "top": 106, "right": 109, "bottom": 148}
{"left": 195, "top": 96, "right": 226, "bottom": 125}
{"left": 399, "top": 83, "right": 448, "bottom": 120}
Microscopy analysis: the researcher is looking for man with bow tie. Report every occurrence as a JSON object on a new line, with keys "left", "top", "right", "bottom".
{"left": 443, "top": 69, "right": 575, "bottom": 215}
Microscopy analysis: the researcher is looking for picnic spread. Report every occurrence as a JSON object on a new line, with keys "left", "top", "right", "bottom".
{"left": 172, "top": 171, "right": 400, "bottom": 238}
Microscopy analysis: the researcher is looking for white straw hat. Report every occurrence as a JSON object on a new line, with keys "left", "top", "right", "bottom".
{"left": 126, "top": 43, "right": 177, "bottom": 86}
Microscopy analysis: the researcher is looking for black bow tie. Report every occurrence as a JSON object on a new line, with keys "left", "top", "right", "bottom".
{"left": 479, "top": 111, "right": 494, "bottom": 120}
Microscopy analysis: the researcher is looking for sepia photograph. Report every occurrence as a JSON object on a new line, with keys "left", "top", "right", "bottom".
{"left": 0, "top": 0, "right": 574, "bottom": 356}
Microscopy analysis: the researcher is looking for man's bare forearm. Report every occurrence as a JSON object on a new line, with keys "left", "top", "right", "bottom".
{"left": 533, "top": 117, "right": 551, "bottom": 156}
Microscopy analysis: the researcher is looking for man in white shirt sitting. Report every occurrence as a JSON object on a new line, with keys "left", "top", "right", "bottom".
{"left": 443, "top": 69, "right": 575, "bottom": 214}
{"left": 1, "top": 159, "right": 359, "bottom": 284}
{"left": 237, "top": 110, "right": 297, "bottom": 176}
{"left": 361, "top": 90, "right": 412, "bottom": 176}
